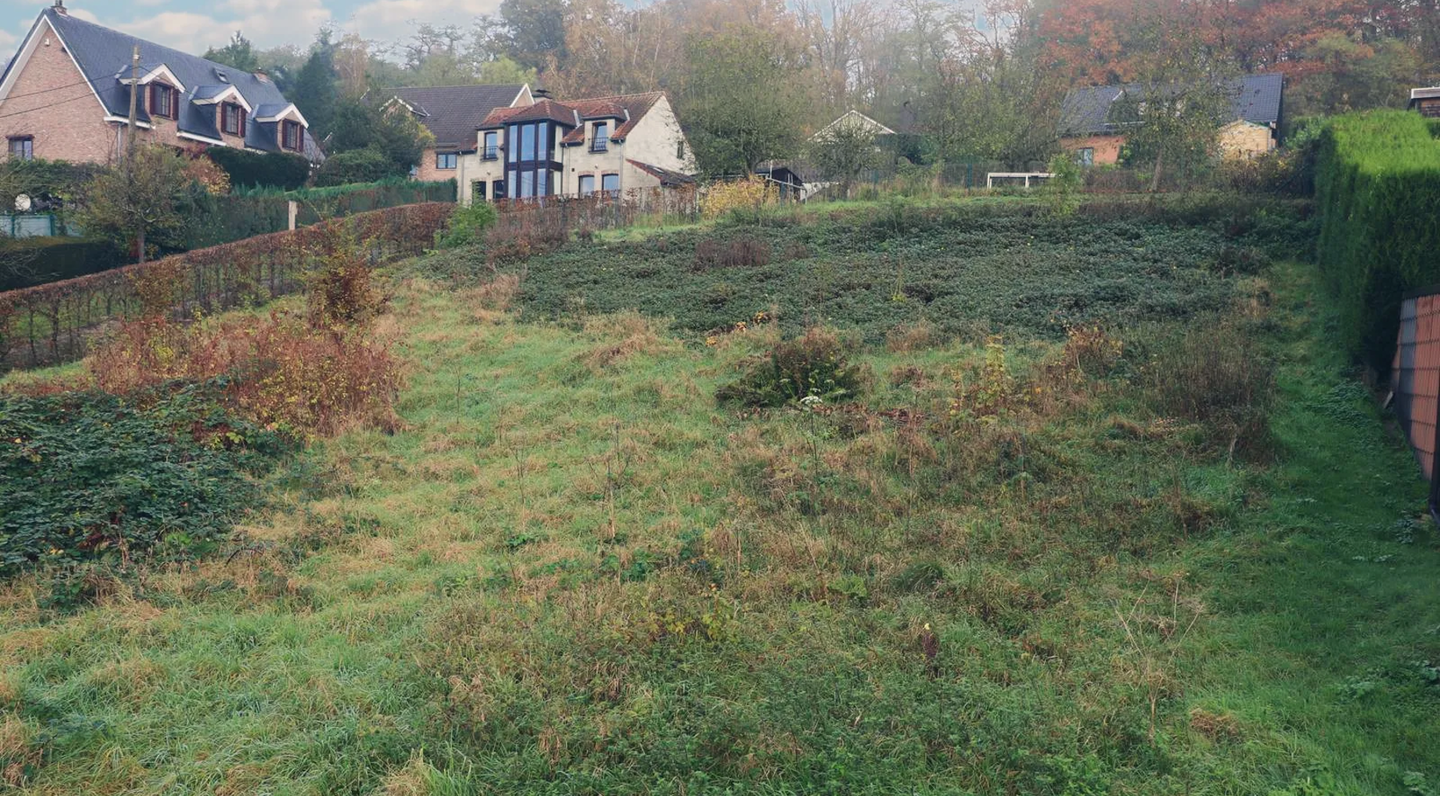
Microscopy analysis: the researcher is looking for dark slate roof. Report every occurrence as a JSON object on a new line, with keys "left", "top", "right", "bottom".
{"left": 1060, "top": 73, "right": 1284, "bottom": 136}
{"left": 5, "top": 8, "right": 322, "bottom": 160}
{"left": 381, "top": 85, "right": 526, "bottom": 148}
{"left": 627, "top": 160, "right": 696, "bottom": 187}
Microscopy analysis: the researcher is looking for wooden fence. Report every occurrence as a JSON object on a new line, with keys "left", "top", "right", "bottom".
{"left": 0, "top": 202, "right": 454, "bottom": 370}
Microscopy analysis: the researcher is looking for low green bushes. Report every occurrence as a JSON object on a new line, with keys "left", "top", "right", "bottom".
{"left": 437, "top": 201, "right": 498, "bottom": 249}
{"left": 0, "top": 383, "right": 293, "bottom": 575}
{"left": 1315, "top": 111, "right": 1440, "bottom": 370}
{"left": 717, "top": 328, "right": 866, "bottom": 407}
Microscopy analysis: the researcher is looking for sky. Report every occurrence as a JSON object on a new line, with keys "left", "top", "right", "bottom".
{"left": 1, "top": 0, "right": 504, "bottom": 58}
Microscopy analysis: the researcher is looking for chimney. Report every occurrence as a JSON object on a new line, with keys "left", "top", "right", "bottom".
{"left": 533, "top": 87, "right": 552, "bottom": 100}
{"left": 52, "top": 0, "right": 67, "bottom": 15}
{"left": 253, "top": 69, "right": 270, "bottom": 84}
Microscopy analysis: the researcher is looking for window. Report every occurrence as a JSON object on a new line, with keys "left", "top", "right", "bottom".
{"left": 472, "top": 181, "right": 486, "bottom": 202}
{"left": 520, "top": 124, "right": 535, "bottom": 161}
{"left": 1077, "top": 147, "right": 1095, "bottom": 167}
{"left": 507, "top": 125, "right": 518, "bottom": 163}
{"left": 149, "top": 84, "right": 176, "bottom": 119}
{"left": 221, "top": 103, "right": 244, "bottom": 136}
{"left": 520, "top": 170, "right": 535, "bottom": 199}
{"left": 436, "top": 152, "right": 458, "bottom": 170}
{"left": 493, "top": 179, "right": 505, "bottom": 201}
{"left": 537, "top": 123, "right": 548, "bottom": 160}
{"left": 483, "top": 131, "right": 499, "bottom": 160}
{"left": 602, "top": 173, "right": 620, "bottom": 195}
{"left": 578, "top": 174, "right": 595, "bottom": 197}
{"left": 282, "top": 121, "right": 302, "bottom": 151}
{"left": 677, "top": 140, "right": 686, "bottom": 160}
{"left": 592, "top": 122, "right": 609, "bottom": 153}
{"left": 8, "top": 137, "right": 33, "bottom": 161}
{"left": 508, "top": 170, "right": 518, "bottom": 198}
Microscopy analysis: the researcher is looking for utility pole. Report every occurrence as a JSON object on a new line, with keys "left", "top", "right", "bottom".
{"left": 125, "top": 45, "right": 140, "bottom": 162}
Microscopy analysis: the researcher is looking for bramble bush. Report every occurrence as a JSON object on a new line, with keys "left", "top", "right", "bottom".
{"left": 437, "top": 201, "right": 498, "bottom": 249}
{"left": 701, "top": 177, "right": 777, "bottom": 221}
{"left": 0, "top": 382, "right": 293, "bottom": 576}
{"left": 717, "top": 327, "right": 866, "bottom": 407}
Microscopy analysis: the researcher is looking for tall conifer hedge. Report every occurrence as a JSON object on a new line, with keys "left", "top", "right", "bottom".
{"left": 1316, "top": 111, "right": 1440, "bottom": 371}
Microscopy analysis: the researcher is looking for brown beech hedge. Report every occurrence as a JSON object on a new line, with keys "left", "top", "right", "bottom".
{"left": 0, "top": 202, "right": 454, "bottom": 370}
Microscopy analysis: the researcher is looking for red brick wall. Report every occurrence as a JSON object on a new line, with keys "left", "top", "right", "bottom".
{"left": 0, "top": 19, "right": 216, "bottom": 164}
{"left": 0, "top": 18, "right": 118, "bottom": 163}
{"left": 416, "top": 148, "right": 461, "bottom": 182}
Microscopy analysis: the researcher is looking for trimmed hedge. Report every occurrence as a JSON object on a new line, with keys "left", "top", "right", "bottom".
{"left": 0, "top": 238, "right": 124, "bottom": 292}
{"left": 206, "top": 148, "right": 311, "bottom": 191}
{"left": 1315, "top": 111, "right": 1440, "bottom": 371}
{"left": 0, "top": 202, "right": 454, "bottom": 369}
{"left": 187, "top": 180, "right": 457, "bottom": 250}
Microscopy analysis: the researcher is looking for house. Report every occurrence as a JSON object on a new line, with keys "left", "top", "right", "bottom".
{"left": 0, "top": 1, "right": 322, "bottom": 165}
{"left": 1058, "top": 73, "right": 1284, "bottom": 166}
{"left": 373, "top": 84, "right": 533, "bottom": 181}
{"left": 755, "top": 109, "right": 897, "bottom": 200}
{"left": 1411, "top": 87, "right": 1440, "bottom": 118}
{"left": 459, "top": 92, "right": 697, "bottom": 204}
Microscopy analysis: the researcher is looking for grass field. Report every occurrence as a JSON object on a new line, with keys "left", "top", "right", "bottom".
{"left": 0, "top": 198, "right": 1436, "bottom": 796}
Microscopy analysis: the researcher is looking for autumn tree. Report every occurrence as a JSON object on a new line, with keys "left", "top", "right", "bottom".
{"left": 808, "top": 115, "right": 887, "bottom": 198}
{"left": 75, "top": 145, "right": 201, "bottom": 264}
{"left": 678, "top": 25, "right": 811, "bottom": 175}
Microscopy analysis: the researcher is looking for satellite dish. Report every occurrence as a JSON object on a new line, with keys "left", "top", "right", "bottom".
{"left": 15, "top": 194, "right": 32, "bottom": 213}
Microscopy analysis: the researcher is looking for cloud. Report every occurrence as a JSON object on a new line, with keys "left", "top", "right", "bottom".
{"left": 104, "top": 0, "right": 331, "bottom": 52}
{"left": 347, "top": 0, "right": 501, "bottom": 39}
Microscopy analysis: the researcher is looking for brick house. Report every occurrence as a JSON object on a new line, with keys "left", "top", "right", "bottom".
{"left": 373, "top": 84, "right": 533, "bottom": 182}
{"left": 1058, "top": 73, "right": 1284, "bottom": 166}
{"left": 460, "top": 92, "right": 697, "bottom": 204}
{"left": 0, "top": 1, "right": 322, "bottom": 165}
{"left": 1411, "top": 87, "right": 1440, "bottom": 118}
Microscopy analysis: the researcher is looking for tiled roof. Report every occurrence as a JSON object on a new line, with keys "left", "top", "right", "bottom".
{"left": 382, "top": 84, "right": 526, "bottom": 148}
{"left": 478, "top": 93, "right": 664, "bottom": 146}
{"left": 3, "top": 8, "right": 323, "bottom": 160}
{"left": 1059, "top": 73, "right": 1284, "bottom": 136}
{"left": 480, "top": 99, "right": 581, "bottom": 129}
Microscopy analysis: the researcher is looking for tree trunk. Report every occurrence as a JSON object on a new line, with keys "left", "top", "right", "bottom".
{"left": 1150, "top": 149, "right": 1165, "bottom": 193}
{"left": 137, "top": 227, "right": 146, "bottom": 265}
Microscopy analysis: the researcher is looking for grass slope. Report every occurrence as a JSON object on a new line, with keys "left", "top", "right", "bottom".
{"left": 0, "top": 202, "right": 1435, "bottom": 796}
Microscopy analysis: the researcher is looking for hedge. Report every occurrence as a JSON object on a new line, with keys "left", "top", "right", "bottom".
{"left": 206, "top": 148, "right": 311, "bottom": 191}
{"left": 186, "top": 180, "right": 457, "bottom": 250}
{"left": 0, "top": 238, "right": 124, "bottom": 292}
{"left": 1315, "top": 111, "right": 1440, "bottom": 371}
{"left": 0, "top": 202, "right": 454, "bottom": 369}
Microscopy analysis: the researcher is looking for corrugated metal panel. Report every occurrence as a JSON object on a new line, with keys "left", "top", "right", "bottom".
{"left": 1393, "top": 291, "right": 1440, "bottom": 504}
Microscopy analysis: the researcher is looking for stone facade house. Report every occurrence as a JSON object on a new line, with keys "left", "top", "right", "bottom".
{"left": 374, "top": 84, "right": 533, "bottom": 181}
{"left": 1058, "top": 73, "right": 1283, "bottom": 166}
{"left": 0, "top": 1, "right": 322, "bottom": 165}
{"left": 1411, "top": 87, "right": 1440, "bottom": 118}
{"left": 459, "top": 92, "right": 697, "bottom": 204}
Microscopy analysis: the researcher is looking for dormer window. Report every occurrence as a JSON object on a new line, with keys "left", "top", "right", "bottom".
{"left": 591, "top": 122, "right": 609, "bottom": 153}
{"left": 282, "top": 120, "right": 302, "bottom": 151}
{"left": 221, "top": 102, "right": 245, "bottom": 136}
{"left": 149, "top": 84, "right": 176, "bottom": 120}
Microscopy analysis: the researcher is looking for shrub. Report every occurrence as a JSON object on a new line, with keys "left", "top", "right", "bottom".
{"left": 1142, "top": 322, "right": 1274, "bottom": 456}
{"left": 701, "top": 177, "right": 777, "bottom": 221}
{"left": 206, "top": 148, "right": 311, "bottom": 191}
{"left": 716, "top": 327, "right": 866, "bottom": 407}
{"left": 438, "top": 202, "right": 499, "bottom": 249}
{"left": 1315, "top": 111, "right": 1440, "bottom": 371}
{"left": 0, "top": 383, "right": 292, "bottom": 575}
{"left": 314, "top": 148, "right": 402, "bottom": 188}
{"left": 88, "top": 313, "right": 402, "bottom": 438}
{"left": 693, "top": 237, "right": 772, "bottom": 271}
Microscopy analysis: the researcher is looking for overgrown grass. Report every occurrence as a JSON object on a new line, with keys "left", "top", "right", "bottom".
{"left": 0, "top": 198, "right": 1435, "bottom": 796}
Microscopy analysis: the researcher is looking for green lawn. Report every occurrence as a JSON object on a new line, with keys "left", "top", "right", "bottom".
{"left": 0, "top": 200, "right": 1435, "bottom": 796}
